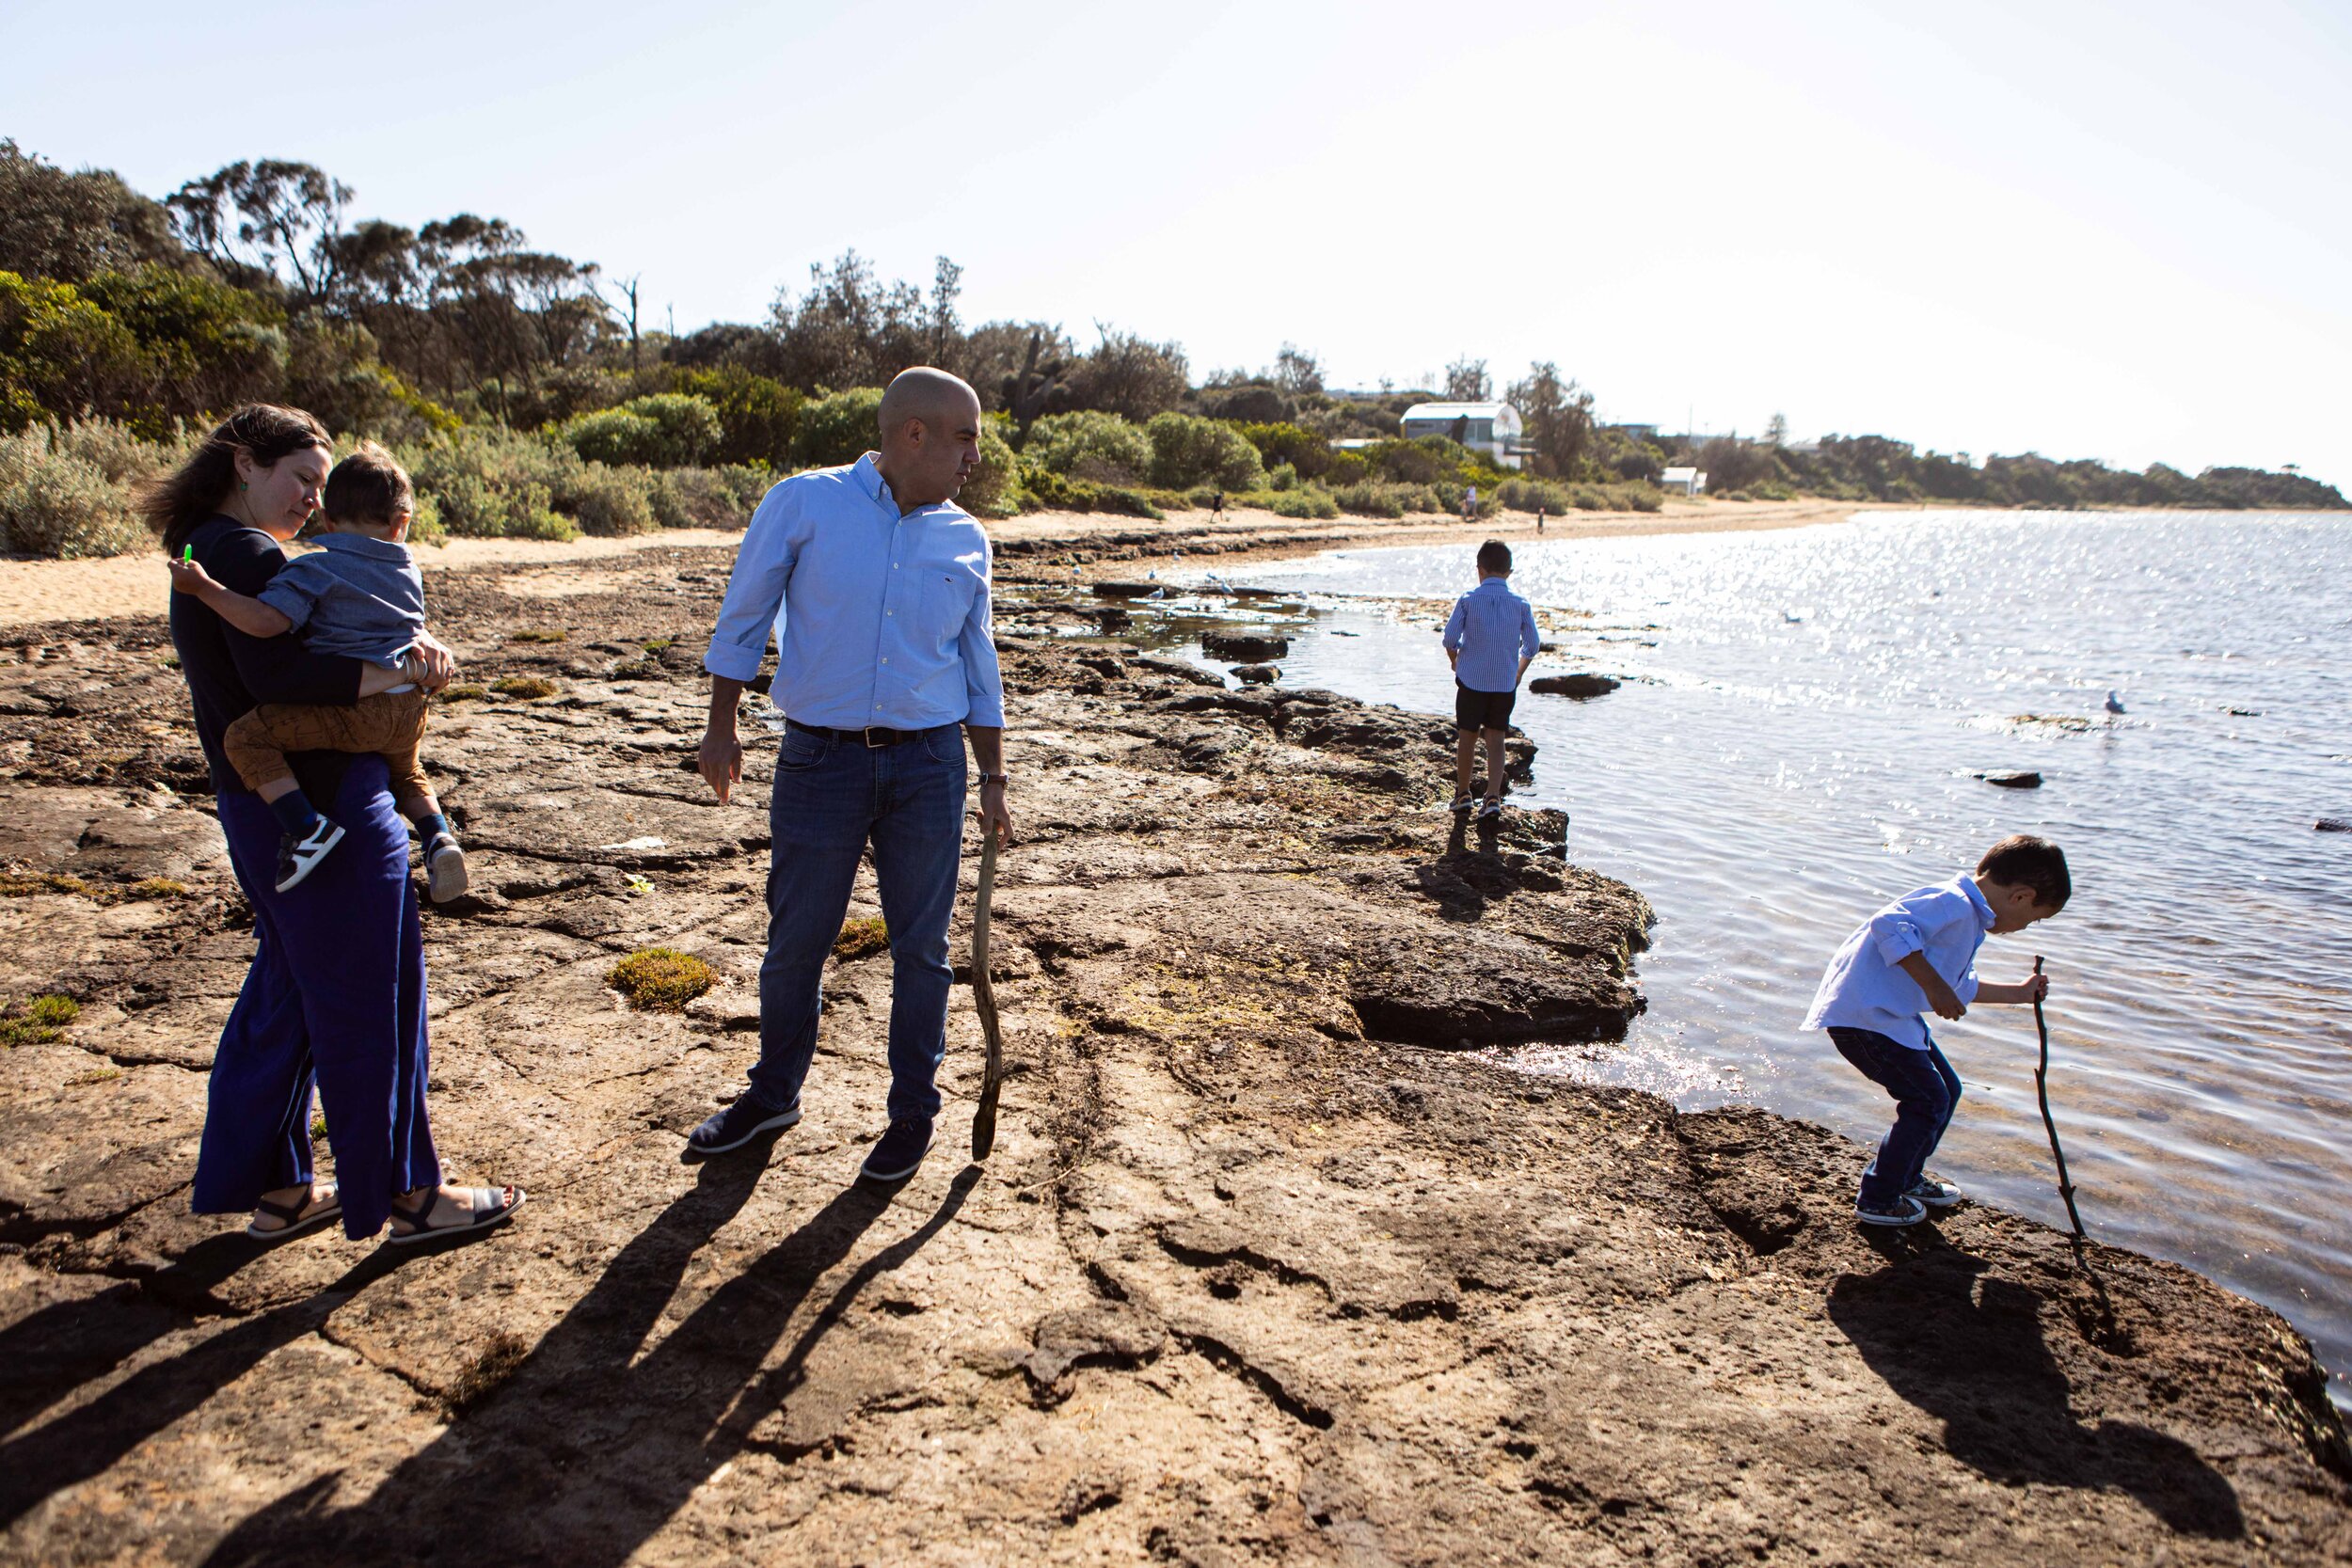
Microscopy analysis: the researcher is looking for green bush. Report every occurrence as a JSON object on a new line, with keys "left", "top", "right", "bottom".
{"left": 650, "top": 466, "right": 760, "bottom": 529}
{"left": 675, "top": 366, "right": 802, "bottom": 467}
{"left": 1496, "top": 477, "right": 1571, "bottom": 513}
{"left": 1016, "top": 461, "right": 1164, "bottom": 518}
{"left": 560, "top": 393, "right": 721, "bottom": 467}
{"left": 791, "top": 387, "right": 884, "bottom": 468}
{"left": 0, "top": 421, "right": 151, "bottom": 556}
{"left": 1332, "top": 480, "right": 1441, "bottom": 518}
{"left": 1323, "top": 450, "right": 1371, "bottom": 486}
{"left": 1143, "top": 412, "right": 1264, "bottom": 490}
{"left": 1235, "top": 420, "right": 1333, "bottom": 480}
{"left": 1026, "top": 409, "right": 1151, "bottom": 483}
{"left": 405, "top": 428, "right": 584, "bottom": 540}
{"left": 958, "top": 424, "right": 1022, "bottom": 519}
{"left": 1258, "top": 485, "right": 1338, "bottom": 519}
{"left": 554, "top": 461, "right": 657, "bottom": 536}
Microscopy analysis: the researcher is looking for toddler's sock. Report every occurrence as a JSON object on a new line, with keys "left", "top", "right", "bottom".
{"left": 266, "top": 790, "right": 324, "bottom": 837}
{"left": 412, "top": 811, "right": 452, "bottom": 842}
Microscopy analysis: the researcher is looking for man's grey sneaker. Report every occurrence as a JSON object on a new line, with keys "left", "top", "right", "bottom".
{"left": 274, "top": 817, "right": 346, "bottom": 894}
{"left": 1856, "top": 1194, "right": 1929, "bottom": 1227}
{"left": 687, "top": 1095, "right": 802, "bottom": 1156}
{"left": 1906, "top": 1177, "right": 1964, "bottom": 1209}
{"left": 425, "top": 832, "right": 470, "bottom": 904}
{"left": 1478, "top": 797, "right": 1503, "bottom": 820}
{"left": 860, "top": 1117, "right": 934, "bottom": 1182}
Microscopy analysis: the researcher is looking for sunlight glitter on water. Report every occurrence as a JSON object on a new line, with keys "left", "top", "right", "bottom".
{"left": 1226, "top": 509, "right": 2352, "bottom": 1405}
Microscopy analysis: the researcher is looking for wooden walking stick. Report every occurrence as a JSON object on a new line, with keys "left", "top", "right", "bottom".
{"left": 968, "top": 826, "right": 1006, "bottom": 1159}
{"left": 2029, "top": 955, "right": 2089, "bottom": 1247}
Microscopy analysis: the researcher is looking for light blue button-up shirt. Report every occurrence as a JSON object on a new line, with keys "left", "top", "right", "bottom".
{"left": 1802, "top": 875, "right": 1994, "bottom": 1049}
{"left": 703, "top": 453, "right": 1005, "bottom": 730}
{"left": 1442, "top": 577, "right": 1542, "bottom": 693}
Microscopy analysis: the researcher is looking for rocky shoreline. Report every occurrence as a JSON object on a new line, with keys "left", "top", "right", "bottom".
{"left": 2, "top": 540, "right": 2347, "bottom": 1564}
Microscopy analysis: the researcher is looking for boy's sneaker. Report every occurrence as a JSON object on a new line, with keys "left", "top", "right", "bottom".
{"left": 425, "top": 832, "right": 470, "bottom": 904}
{"left": 1855, "top": 1194, "right": 1929, "bottom": 1227}
{"left": 1447, "top": 793, "right": 1473, "bottom": 814}
{"left": 1906, "top": 1177, "right": 1964, "bottom": 1209}
{"left": 687, "top": 1095, "right": 802, "bottom": 1156}
{"left": 274, "top": 817, "right": 346, "bottom": 894}
{"left": 860, "top": 1117, "right": 934, "bottom": 1182}
{"left": 1478, "top": 797, "right": 1503, "bottom": 820}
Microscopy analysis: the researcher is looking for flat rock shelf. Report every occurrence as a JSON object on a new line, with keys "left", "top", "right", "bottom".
{"left": 0, "top": 542, "right": 2345, "bottom": 1565}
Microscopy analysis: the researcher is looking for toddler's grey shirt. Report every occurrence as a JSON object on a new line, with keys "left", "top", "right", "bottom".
{"left": 256, "top": 533, "right": 425, "bottom": 667}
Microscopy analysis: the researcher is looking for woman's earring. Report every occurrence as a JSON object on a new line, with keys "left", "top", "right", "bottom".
{"left": 239, "top": 482, "right": 248, "bottom": 492}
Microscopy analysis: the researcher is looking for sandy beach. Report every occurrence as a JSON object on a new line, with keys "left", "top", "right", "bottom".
{"left": 0, "top": 499, "right": 1874, "bottom": 630}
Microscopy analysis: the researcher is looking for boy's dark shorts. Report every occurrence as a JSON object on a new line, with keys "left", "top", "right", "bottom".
{"left": 1454, "top": 681, "right": 1516, "bottom": 733}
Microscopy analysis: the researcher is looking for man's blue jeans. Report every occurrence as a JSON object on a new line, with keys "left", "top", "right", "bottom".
{"left": 1828, "top": 1026, "right": 1963, "bottom": 1207}
{"left": 747, "top": 722, "right": 967, "bottom": 1123}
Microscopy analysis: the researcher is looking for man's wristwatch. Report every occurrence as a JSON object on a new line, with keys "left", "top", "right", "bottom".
{"left": 977, "top": 771, "right": 1009, "bottom": 786}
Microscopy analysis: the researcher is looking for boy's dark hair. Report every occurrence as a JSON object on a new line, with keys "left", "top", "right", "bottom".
{"left": 322, "top": 441, "right": 414, "bottom": 531}
{"left": 1979, "top": 833, "right": 2070, "bottom": 910}
{"left": 1476, "top": 539, "right": 1512, "bottom": 575}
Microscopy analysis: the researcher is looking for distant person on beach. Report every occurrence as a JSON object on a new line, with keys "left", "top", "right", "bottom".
{"left": 692, "top": 367, "right": 1013, "bottom": 1181}
{"left": 1210, "top": 488, "right": 1226, "bottom": 522}
{"left": 167, "top": 443, "right": 469, "bottom": 902}
{"left": 1803, "top": 835, "right": 2067, "bottom": 1227}
{"left": 153, "top": 404, "right": 521, "bottom": 1246}
{"left": 1441, "top": 539, "right": 1541, "bottom": 820}
{"left": 1463, "top": 484, "right": 1479, "bottom": 521}
{"left": 1534, "top": 505, "right": 1545, "bottom": 535}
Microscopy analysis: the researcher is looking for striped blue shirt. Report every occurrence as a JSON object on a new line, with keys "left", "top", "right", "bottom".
{"left": 703, "top": 454, "right": 1005, "bottom": 729}
{"left": 1442, "top": 577, "right": 1541, "bottom": 693}
{"left": 1802, "top": 875, "right": 1994, "bottom": 1049}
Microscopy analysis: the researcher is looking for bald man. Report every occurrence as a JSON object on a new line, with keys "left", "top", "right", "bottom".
{"left": 693, "top": 367, "right": 1013, "bottom": 1181}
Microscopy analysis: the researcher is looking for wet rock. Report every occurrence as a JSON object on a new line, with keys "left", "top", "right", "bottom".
{"left": 1528, "top": 673, "right": 1621, "bottom": 700}
{"left": 1201, "top": 630, "right": 1290, "bottom": 663}
{"left": 2318, "top": 817, "right": 2352, "bottom": 833}
{"left": 1978, "top": 770, "right": 2043, "bottom": 788}
{"left": 1232, "top": 663, "right": 1279, "bottom": 685}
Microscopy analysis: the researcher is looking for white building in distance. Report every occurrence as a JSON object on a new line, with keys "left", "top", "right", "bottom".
{"left": 1399, "top": 402, "right": 1525, "bottom": 469}
{"left": 1658, "top": 466, "right": 1708, "bottom": 495}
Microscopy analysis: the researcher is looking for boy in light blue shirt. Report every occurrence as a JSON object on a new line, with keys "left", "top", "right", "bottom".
{"left": 1441, "top": 539, "right": 1541, "bottom": 819}
{"left": 1803, "top": 834, "right": 2070, "bottom": 1227}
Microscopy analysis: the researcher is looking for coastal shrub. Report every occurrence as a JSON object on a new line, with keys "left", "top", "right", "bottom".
{"left": 1235, "top": 420, "right": 1333, "bottom": 480}
{"left": 673, "top": 366, "right": 802, "bottom": 467}
{"left": 0, "top": 992, "right": 78, "bottom": 1047}
{"left": 1497, "top": 478, "right": 1571, "bottom": 514}
{"left": 1322, "top": 450, "right": 1371, "bottom": 486}
{"left": 555, "top": 464, "right": 656, "bottom": 535}
{"left": 1261, "top": 485, "right": 1338, "bottom": 519}
{"left": 0, "top": 422, "right": 151, "bottom": 556}
{"left": 405, "top": 428, "right": 582, "bottom": 541}
{"left": 1332, "top": 480, "right": 1441, "bottom": 517}
{"left": 791, "top": 387, "right": 885, "bottom": 468}
{"left": 426, "top": 470, "right": 575, "bottom": 541}
{"left": 1026, "top": 409, "right": 1151, "bottom": 483}
{"left": 958, "top": 424, "right": 1022, "bottom": 519}
{"left": 608, "top": 947, "right": 714, "bottom": 1011}
{"left": 1563, "top": 482, "right": 1661, "bottom": 514}
{"left": 1017, "top": 461, "right": 1164, "bottom": 519}
{"left": 560, "top": 393, "right": 722, "bottom": 468}
{"left": 1143, "top": 412, "right": 1264, "bottom": 490}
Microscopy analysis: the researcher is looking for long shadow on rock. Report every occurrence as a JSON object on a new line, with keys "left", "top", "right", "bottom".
{"left": 201, "top": 1162, "right": 979, "bottom": 1568}
{"left": 1826, "top": 1242, "right": 2244, "bottom": 1540}
{"left": 0, "top": 1231, "right": 273, "bottom": 1441}
{"left": 0, "top": 1237, "right": 423, "bottom": 1527}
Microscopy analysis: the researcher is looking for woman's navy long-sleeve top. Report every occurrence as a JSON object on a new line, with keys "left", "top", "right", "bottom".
{"left": 167, "top": 515, "right": 363, "bottom": 798}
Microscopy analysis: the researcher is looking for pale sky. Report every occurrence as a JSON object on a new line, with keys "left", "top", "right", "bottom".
{"left": 7, "top": 0, "right": 2347, "bottom": 483}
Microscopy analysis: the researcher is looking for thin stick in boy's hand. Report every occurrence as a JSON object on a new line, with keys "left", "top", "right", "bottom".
{"left": 2031, "top": 953, "right": 2090, "bottom": 1247}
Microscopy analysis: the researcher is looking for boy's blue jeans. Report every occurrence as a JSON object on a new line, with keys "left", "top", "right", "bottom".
{"left": 746, "top": 722, "right": 967, "bottom": 1124}
{"left": 1828, "top": 1026, "right": 1963, "bottom": 1207}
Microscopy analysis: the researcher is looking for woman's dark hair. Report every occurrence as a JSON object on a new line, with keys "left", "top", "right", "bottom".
{"left": 142, "top": 404, "right": 331, "bottom": 553}
{"left": 1979, "top": 833, "right": 2071, "bottom": 910}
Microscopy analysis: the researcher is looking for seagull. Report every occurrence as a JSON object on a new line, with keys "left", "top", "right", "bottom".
{"left": 1146, "top": 568, "right": 1157, "bottom": 580}
{"left": 2105, "top": 689, "right": 2126, "bottom": 716}
{"left": 1205, "top": 573, "right": 1231, "bottom": 592}
{"left": 1781, "top": 610, "right": 1803, "bottom": 624}
{"left": 1144, "top": 587, "right": 1166, "bottom": 601}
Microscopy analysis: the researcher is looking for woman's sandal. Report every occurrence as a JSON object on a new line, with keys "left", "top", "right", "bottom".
{"left": 245, "top": 1182, "right": 342, "bottom": 1243}
{"left": 388, "top": 1184, "right": 525, "bottom": 1246}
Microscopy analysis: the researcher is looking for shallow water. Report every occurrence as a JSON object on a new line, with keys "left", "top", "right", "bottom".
{"left": 1214, "top": 509, "right": 2352, "bottom": 1406}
